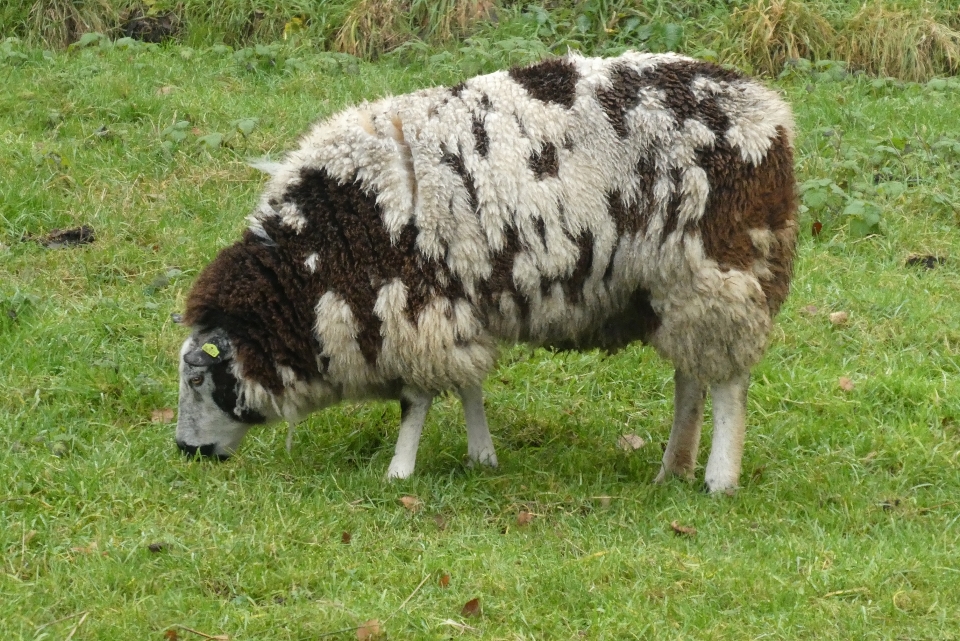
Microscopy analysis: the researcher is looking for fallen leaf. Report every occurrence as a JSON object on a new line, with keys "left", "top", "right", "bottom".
{"left": 32, "top": 226, "right": 96, "bottom": 249}
{"left": 617, "top": 434, "right": 646, "bottom": 451}
{"left": 597, "top": 495, "right": 612, "bottom": 509}
{"left": 880, "top": 498, "right": 901, "bottom": 510}
{"left": 439, "top": 574, "right": 450, "bottom": 588}
{"left": 71, "top": 541, "right": 99, "bottom": 554}
{"left": 812, "top": 220, "right": 823, "bottom": 237}
{"left": 157, "top": 85, "right": 176, "bottom": 95}
{"left": 670, "top": 520, "right": 696, "bottom": 537}
{"left": 801, "top": 305, "right": 819, "bottom": 316}
{"left": 191, "top": 127, "right": 202, "bottom": 135}
{"left": 906, "top": 254, "right": 944, "bottom": 269}
{"left": 400, "top": 495, "right": 422, "bottom": 512}
{"left": 838, "top": 377, "right": 855, "bottom": 392}
{"left": 151, "top": 408, "right": 175, "bottom": 423}
{"left": 829, "top": 311, "right": 849, "bottom": 325}
{"left": 433, "top": 514, "right": 447, "bottom": 530}
{"left": 356, "top": 619, "right": 381, "bottom": 640}
{"left": 461, "top": 597, "right": 481, "bottom": 617}
{"left": 517, "top": 510, "right": 534, "bottom": 526}
{"left": 341, "top": 531, "right": 352, "bottom": 544}
{"left": 147, "top": 542, "right": 166, "bottom": 553}
{"left": 165, "top": 630, "right": 179, "bottom": 641}
{"left": 171, "top": 626, "right": 229, "bottom": 640}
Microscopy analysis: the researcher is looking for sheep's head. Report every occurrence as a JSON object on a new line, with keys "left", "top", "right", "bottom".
{"left": 175, "top": 329, "right": 267, "bottom": 460}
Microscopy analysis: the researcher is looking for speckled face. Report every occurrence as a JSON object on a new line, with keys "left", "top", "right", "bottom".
{"left": 175, "top": 330, "right": 266, "bottom": 460}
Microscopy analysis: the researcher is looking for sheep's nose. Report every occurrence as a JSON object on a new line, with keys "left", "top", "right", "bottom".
{"left": 176, "top": 440, "right": 230, "bottom": 461}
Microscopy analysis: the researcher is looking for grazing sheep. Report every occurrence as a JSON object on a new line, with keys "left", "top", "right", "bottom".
{"left": 175, "top": 51, "right": 797, "bottom": 492}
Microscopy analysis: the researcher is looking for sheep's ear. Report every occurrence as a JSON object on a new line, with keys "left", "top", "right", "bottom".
{"left": 184, "top": 333, "right": 232, "bottom": 367}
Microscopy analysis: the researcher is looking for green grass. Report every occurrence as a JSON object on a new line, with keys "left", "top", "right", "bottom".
{"left": 3, "top": 38, "right": 960, "bottom": 640}
{"left": 3, "top": 1, "right": 960, "bottom": 79}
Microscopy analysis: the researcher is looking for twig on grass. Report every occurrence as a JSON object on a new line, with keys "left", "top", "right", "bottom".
{"left": 34, "top": 610, "right": 87, "bottom": 632}
{"left": 822, "top": 587, "right": 869, "bottom": 598}
{"left": 316, "top": 573, "right": 432, "bottom": 638}
{"left": 64, "top": 611, "right": 89, "bottom": 641}
{"left": 384, "top": 573, "right": 431, "bottom": 623}
{"left": 173, "top": 625, "right": 229, "bottom": 640}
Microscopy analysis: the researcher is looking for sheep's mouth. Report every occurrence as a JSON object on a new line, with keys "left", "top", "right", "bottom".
{"left": 176, "top": 440, "right": 230, "bottom": 461}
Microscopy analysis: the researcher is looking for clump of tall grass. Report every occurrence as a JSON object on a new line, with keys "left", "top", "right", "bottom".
{"left": 841, "top": 1, "right": 960, "bottom": 81}
{"left": 334, "top": 0, "right": 495, "bottom": 58}
{"left": 721, "top": 0, "right": 837, "bottom": 76}
{"left": 332, "top": 0, "right": 408, "bottom": 59}
{"left": 720, "top": 0, "right": 959, "bottom": 80}
{"left": 22, "top": 0, "right": 126, "bottom": 48}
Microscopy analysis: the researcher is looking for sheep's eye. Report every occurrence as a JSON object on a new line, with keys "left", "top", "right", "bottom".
{"left": 189, "top": 375, "right": 204, "bottom": 387}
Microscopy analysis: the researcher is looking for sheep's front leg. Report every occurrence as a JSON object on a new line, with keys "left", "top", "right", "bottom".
{"left": 704, "top": 372, "right": 750, "bottom": 493}
{"left": 457, "top": 385, "right": 497, "bottom": 468}
{"left": 655, "top": 370, "right": 707, "bottom": 483}
{"left": 386, "top": 387, "right": 434, "bottom": 480}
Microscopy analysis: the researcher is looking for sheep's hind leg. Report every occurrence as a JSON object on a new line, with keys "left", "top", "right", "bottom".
{"left": 655, "top": 370, "right": 707, "bottom": 483}
{"left": 457, "top": 385, "right": 498, "bottom": 468}
{"left": 704, "top": 371, "right": 750, "bottom": 493}
{"left": 386, "top": 387, "right": 434, "bottom": 480}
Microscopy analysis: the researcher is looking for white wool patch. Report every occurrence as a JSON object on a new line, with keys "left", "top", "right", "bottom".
{"left": 374, "top": 279, "right": 496, "bottom": 391}
{"left": 278, "top": 202, "right": 306, "bottom": 232}
{"left": 720, "top": 82, "right": 795, "bottom": 164}
{"left": 304, "top": 252, "right": 319, "bottom": 273}
{"left": 314, "top": 292, "right": 378, "bottom": 397}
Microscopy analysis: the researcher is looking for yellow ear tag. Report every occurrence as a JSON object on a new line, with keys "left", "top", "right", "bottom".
{"left": 201, "top": 343, "right": 220, "bottom": 358}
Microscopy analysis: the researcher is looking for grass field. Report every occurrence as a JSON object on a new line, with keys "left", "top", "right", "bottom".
{"left": 2, "top": 32, "right": 960, "bottom": 641}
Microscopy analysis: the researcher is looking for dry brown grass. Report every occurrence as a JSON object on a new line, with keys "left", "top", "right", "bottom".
{"left": 333, "top": 0, "right": 409, "bottom": 59}
{"left": 840, "top": 2, "right": 960, "bottom": 81}
{"left": 333, "top": 0, "right": 496, "bottom": 58}
{"left": 27, "top": 0, "right": 126, "bottom": 47}
{"left": 727, "top": 0, "right": 837, "bottom": 76}
{"left": 411, "top": 0, "right": 497, "bottom": 42}
{"left": 724, "top": 0, "right": 960, "bottom": 80}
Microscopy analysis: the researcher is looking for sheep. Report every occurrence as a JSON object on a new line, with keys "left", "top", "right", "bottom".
{"left": 175, "top": 51, "right": 798, "bottom": 492}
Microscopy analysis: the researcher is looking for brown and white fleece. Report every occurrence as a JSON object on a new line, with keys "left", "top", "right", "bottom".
{"left": 179, "top": 51, "right": 797, "bottom": 489}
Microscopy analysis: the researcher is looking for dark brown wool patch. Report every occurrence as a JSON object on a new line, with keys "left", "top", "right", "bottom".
{"left": 508, "top": 57, "right": 580, "bottom": 108}
{"left": 549, "top": 287, "right": 660, "bottom": 352}
{"left": 696, "top": 126, "right": 797, "bottom": 315}
{"left": 478, "top": 224, "right": 529, "bottom": 319}
{"left": 660, "top": 168, "right": 684, "bottom": 245}
{"left": 184, "top": 239, "right": 324, "bottom": 394}
{"left": 562, "top": 229, "right": 594, "bottom": 303}
{"left": 596, "top": 64, "right": 644, "bottom": 138}
{"left": 441, "top": 145, "right": 479, "bottom": 213}
{"left": 607, "top": 188, "right": 652, "bottom": 239}
{"left": 472, "top": 115, "right": 489, "bottom": 157}
{"left": 644, "top": 60, "right": 741, "bottom": 131}
{"left": 534, "top": 217, "right": 546, "bottom": 247}
{"left": 598, "top": 60, "right": 741, "bottom": 139}
{"left": 450, "top": 81, "right": 466, "bottom": 97}
{"left": 186, "top": 167, "right": 464, "bottom": 391}
{"left": 528, "top": 142, "right": 559, "bottom": 179}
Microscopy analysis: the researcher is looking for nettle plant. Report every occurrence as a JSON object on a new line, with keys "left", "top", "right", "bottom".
{"left": 792, "top": 60, "right": 960, "bottom": 239}
{"left": 159, "top": 117, "right": 259, "bottom": 154}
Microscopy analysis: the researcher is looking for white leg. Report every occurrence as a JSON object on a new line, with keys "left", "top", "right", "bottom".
{"left": 457, "top": 385, "right": 497, "bottom": 468}
{"left": 285, "top": 420, "right": 297, "bottom": 453}
{"left": 386, "top": 388, "right": 434, "bottom": 480}
{"left": 704, "top": 372, "right": 750, "bottom": 493}
{"left": 655, "top": 370, "right": 707, "bottom": 483}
